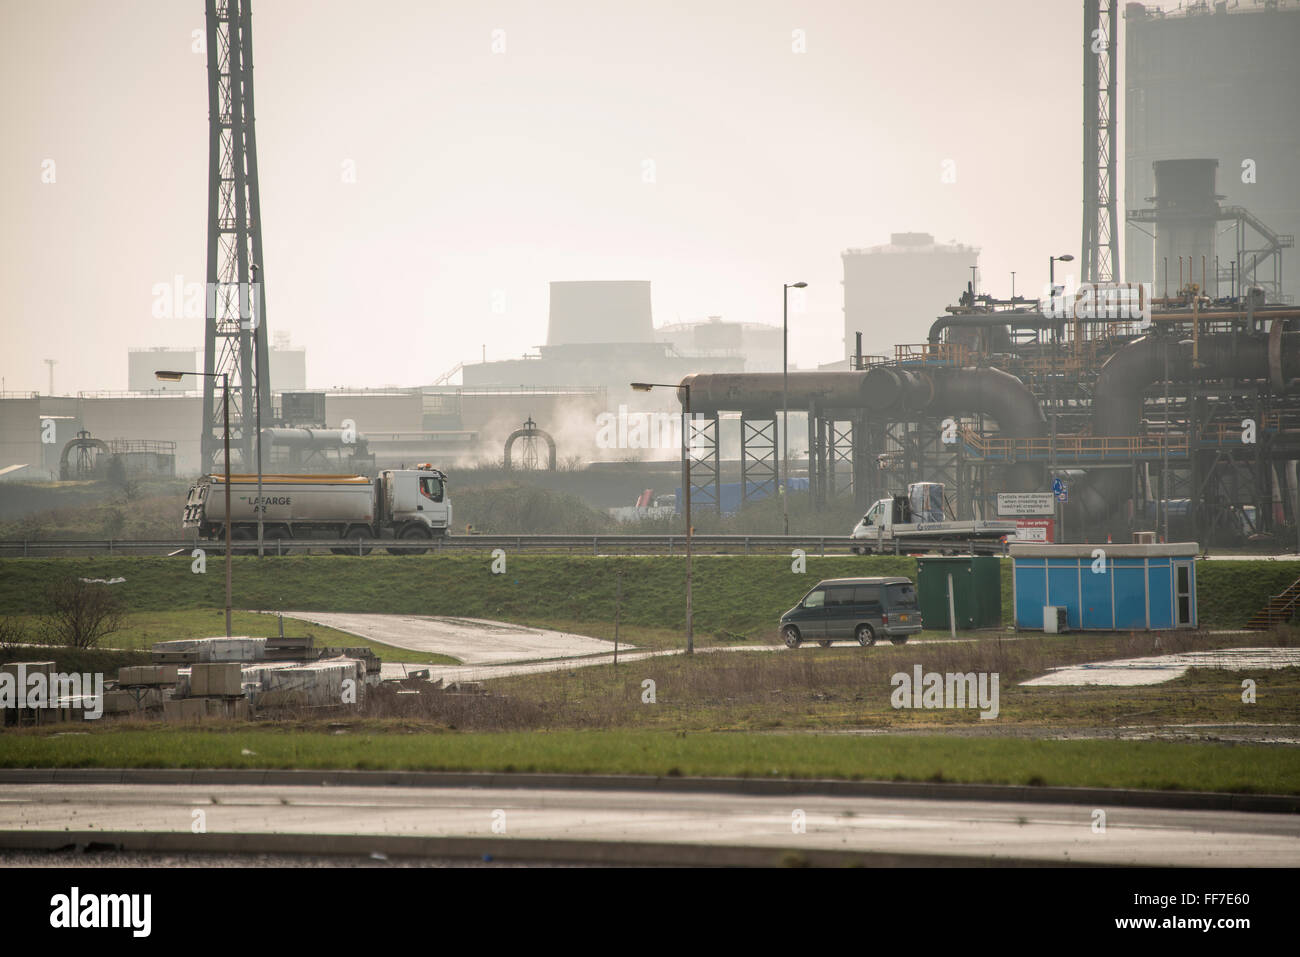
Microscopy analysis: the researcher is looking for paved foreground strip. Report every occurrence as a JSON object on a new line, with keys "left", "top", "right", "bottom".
{"left": 0, "top": 782, "right": 1295, "bottom": 866}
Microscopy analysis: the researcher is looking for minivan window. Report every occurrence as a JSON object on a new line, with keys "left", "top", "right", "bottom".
{"left": 852, "top": 585, "right": 881, "bottom": 605}
{"left": 803, "top": 589, "right": 826, "bottom": 609}
{"left": 826, "top": 586, "right": 855, "bottom": 607}
{"left": 887, "top": 583, "right": 916, "bottom": 606}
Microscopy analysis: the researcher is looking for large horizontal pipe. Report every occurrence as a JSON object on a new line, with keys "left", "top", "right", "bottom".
{"left": 259, "top": 428, "right": 368, "bottom": 450}
{"left": 679, "top": 366, "right": 1047, "bottom": 440}
{"left": 1080, "top": 331, "right": 1300, "bottom": 519}
{"left": 931, "top": 367, "right": 1048, "bottom": 438}
{"left": 676, "top": 372, "right": 870, "bottom": 415}
{"left": 1092, "top": 332, "right": 1300, "bottom": 439}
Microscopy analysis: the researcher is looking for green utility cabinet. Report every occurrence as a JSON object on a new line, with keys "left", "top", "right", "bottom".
{"left": 915, "top": 556, "right": 1003, "bottom": 630}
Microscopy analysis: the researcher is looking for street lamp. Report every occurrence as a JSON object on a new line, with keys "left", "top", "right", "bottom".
{"left": 251, "top": 262, "right": 264, "bottom": 558}
{"left": 158, "top": 369, "right": 232, "bottom": 637}
{"left": 782, "top": 282, "right": 807, "bottom": 535}
{"left": 632, "top": 380, "right": 693, "bottom": 654}
{"left": 1047, "top": 254, "right": 1073, "bottom": 542}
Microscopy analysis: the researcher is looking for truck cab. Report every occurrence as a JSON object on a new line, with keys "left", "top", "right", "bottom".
{"left": 851, "top": 496, "right": 903, "bottom": 541}
{"left": 382, "top": 465, "right": 451, "bottom": 535}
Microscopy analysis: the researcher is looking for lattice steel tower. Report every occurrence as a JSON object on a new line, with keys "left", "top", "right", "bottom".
{"left": 202, "top": 0, "right": 270, "bottom": 471}
{"left": 1082, "top": 0, "right": 1119, "bottom": 284}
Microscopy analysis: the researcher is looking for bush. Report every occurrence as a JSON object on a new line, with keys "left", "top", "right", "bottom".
{"left": 39, "top": 576, "right": 126, "bottom": 649}
{"left": 0, "top": 616, "right": 26, "bottom": 656}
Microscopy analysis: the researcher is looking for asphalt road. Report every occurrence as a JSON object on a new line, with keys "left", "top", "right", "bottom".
{"left": 2, "top": 782, "right": 1296, "bottom": 866}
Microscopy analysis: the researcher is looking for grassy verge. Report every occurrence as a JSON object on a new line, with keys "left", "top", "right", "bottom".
{"left": 0, "top": 729, "right": 1295, "bottom": 794}
{"left": 1, "top": 556, "right": 1293, "bottom": 640}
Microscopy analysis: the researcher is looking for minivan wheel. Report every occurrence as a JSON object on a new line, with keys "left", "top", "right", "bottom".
{"left": 855, "top": 624, "right": 877, "bottom": 647}
{"left": 782, "top": 626, "right": 802, "bottom": 649}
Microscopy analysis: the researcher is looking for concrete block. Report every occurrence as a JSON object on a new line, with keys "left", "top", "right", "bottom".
{"left": 121, "top": 665, "right": 177, "bottom": 686}
{"left": 191, "top": 663, "right": 242, "bottom": 697}
{"left": 262, "top": 659, "right": 360, "bottom": 708}
{"left": 152, "top": 637, "right": 267, "bottom": 663}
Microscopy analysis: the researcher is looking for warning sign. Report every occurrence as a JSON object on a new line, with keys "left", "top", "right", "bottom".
{"left": 1011, "top": 518, "right": 1055, "bottom": 542}
{"left": 997, "top": 492, "right": 1056, "bottom": 516}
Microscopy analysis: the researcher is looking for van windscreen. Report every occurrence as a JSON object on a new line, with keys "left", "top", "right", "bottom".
{"left": 887, "top": 583, "right": 916, "bottom": 606}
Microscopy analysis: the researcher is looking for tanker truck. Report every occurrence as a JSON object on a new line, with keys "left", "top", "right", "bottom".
{"left": 182, "top": 465, "right": 451, "bottom": 554}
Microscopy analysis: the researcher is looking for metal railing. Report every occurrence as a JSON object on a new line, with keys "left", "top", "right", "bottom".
{"left": 1201, "top": 414, "right": 1285, "bottom": 444}
{"left": 959, "top": 427, "right": 1189, "bottom": 460}
{"left": 894, "top": 342, "right": 971, "bottom": 366}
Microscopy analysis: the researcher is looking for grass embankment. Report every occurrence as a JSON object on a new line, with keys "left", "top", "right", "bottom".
{"left": 1, "top": 554, "right": 1295, "bottom": 643}
{"left": 0, "top": 555, "right": 915, "bottom": 650}
{"left": 1, "top": 729, "right": 1295, "bottom": 794}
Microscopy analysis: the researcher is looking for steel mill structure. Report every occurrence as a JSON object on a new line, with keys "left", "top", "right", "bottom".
{"left": 674, "top": 284, "right": 1300, "bottom": 547}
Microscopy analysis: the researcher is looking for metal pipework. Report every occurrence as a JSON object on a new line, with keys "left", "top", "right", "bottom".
{"left": 677, "top": 372, "right": 871, "bottom": 416}
{"left": 927, "top": 314, "right": 1066, "bottom": 345}
{"left": 1079, "top": 329, "right": 1300, "bottom": 519}
{"left": 679, "top": 366, "right": 1046, "bottom": 437}
{"left": 1091, "top": 331, "right": 1300, "bottom": 439}
{"left": 258, "top": 427, "right": 365, "bottom": 449}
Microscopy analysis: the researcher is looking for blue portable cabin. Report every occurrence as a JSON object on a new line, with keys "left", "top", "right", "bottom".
{"left": 1010, "top": 543, "right": 1199, "bottom": 631}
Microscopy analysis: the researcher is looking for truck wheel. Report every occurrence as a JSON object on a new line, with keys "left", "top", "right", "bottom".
{"left": 781, "top": 625, "right": 802, "bottom": 649}
{"left": 388, "top": 526, "right": 430, "bottom": 555}
{"left": 332, "top": 529, "right": 371, "bottom": 556}
{"left": 230, "top": 528, "right": 256, "bottom": 556}
{"left": 855, "top": 624, "right": 877, "bottom": 647}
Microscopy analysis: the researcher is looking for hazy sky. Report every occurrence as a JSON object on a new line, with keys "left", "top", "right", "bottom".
{"left": 2, "top": 0, "right": 1091, "bottom": 394}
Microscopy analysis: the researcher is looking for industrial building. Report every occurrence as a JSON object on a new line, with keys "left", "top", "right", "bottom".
{"left": 0, "top": 385, "right": 605, "bottom": 479}
{"left": 127, "top": 348, "right": 198, "bottom": 393}
{"left": 655, "top": 317, "right": 784, "bottom": 373}
{"left": 841, "top": 233, "right": 980, "bottom": 363}
{"left": 463, "top": 280, "right": 745, "bottom": 394}
{"left": 1124, "top": 0, "right": 1300, "bottom": 303}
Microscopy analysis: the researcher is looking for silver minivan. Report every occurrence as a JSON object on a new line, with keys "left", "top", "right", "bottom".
{"left": 779, "top": 576, "right": 922, "bottom": 648}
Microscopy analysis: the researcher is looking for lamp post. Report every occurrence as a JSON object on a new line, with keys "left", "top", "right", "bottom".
{"left": 251, "top": 262, "right": 264, "bottom": 558}
{"left": 158, "top": 369, "right": 232, "bottom": 637}
{"left": 1048, "top": 254, "right": 1074, "bottom": 542}
{"left": 782, "top": 282, "right": 807, "bottom": 535}
{"left": 632, "top": 381, "right": 693, "bottom": 654}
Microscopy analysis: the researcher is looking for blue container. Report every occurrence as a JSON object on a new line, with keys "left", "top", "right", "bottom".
{"left": 1010, "top": 543, "right": 1198, "bottom": 631}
